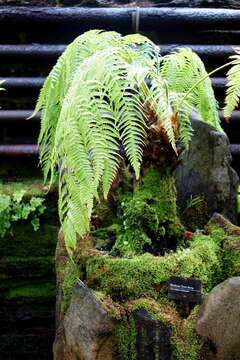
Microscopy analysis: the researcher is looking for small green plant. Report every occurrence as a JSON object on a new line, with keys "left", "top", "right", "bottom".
{"left": 0, "top": 190, "right": 46, "bottom": 237}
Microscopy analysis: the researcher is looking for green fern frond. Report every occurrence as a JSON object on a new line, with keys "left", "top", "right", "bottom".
{"left": 224, "top": 48, "right": 240, "bottom": 119}
{"left": 171, "top": 92, "right": 194, "bottom": 148}
{"left": 160, "top": 48, "right": 222, "bottom": 132}
{"left": 31, "top": 30, "right": 123, "bottom": 183}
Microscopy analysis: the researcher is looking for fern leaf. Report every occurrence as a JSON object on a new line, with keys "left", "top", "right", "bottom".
{"left": 224, "top": 48, "right": 240, "bottom": 119}
{"left": 160, "top": 48, "right": 221, "bottom": 132}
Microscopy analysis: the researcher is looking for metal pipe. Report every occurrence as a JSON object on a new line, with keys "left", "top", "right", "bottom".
{"left": 0, "top": 45, "right": 65, "bottom": 58}
{"left": 211, "top": 77, "right": 227, "bottom": 89}
{"left": 160, "top": 44, "right": 235, "bottom": 59}
{"left": 1, "top": 7, "right": 240, "bottom": 31}
{"left": 0, "top": 145, "right": 39, "bottom": 155}
{"left": 0, "top": 110, "right": 40, "bottom": 121}
{"left": 219, "top": 110, "right": 240, "bottom": 122}
{"left": 230, "top": 144, "right": 240, "bottom": 156}
{"left": 0, "top": 44, "right": 235, "bottom": 61}
{"left": 1, "top": 108, "right": 240, "bottom": 124}
{"left": 0, "top": 76, "right": 229, "bottom": 91}
{"left": 3, "top": 77, "right": 45, "bottom": 89}
{"left": 0, "top": 143, "right": 238, "bottom": 157}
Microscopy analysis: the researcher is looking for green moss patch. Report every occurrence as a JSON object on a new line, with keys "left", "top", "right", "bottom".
{"left": 171, "top": 307, "right": 200, "bottom": 360}
{"left": 116, "top": 315, "right": 137, "bottom": 360}
{"left": 113, "top": 298, "right": 200, "bottom": 360}
{"left": 223, "top": 248, "right": 240, "bottom": 278}
{"left": 8, "top": 282, "right": 56, "bottom": 304}
{"left": 0, "top": 256, "right": 54, "bottom": 279}
{"left": 0, "top": 178, "right": 57, "bottom": 198}
{"left": 112, "top": 168, "right": 184, "bottom": 256}
{"left": 85, "top": 234, "right": 222, "bottom": 302}
{"left": 206, "top": 225, "right": 240, "bottom": 278}
{"left": 0, "top": 223, "right": 58, "bottom": 257}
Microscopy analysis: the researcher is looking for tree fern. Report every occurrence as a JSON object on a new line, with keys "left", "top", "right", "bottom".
{"left": 33, "top": 31, "right": 222, "bottom": 255}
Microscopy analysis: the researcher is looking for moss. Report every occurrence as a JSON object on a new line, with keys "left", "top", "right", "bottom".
{"left": 116, "top": 315, "right": 137, "bottom": 360}
{"left": 113, "top": 168, "right": 184, "bottom": 256}
{"left": 8, "top": 282, "right": 55, "bottom": 304}
{"left": 206, "top": 224, "right": 240, "bottom": 278}
{"left": 0, "top": 277, "right": 55, "bottom": 292}
{"left": 0, "top": 255, "right": 54, "bottom": 263}
{"left": 0, "top": 223, "right": 58, "bottom": 257}
{"left": 92, "top": 224, "right": 119, "bottom": 248}
{"left": 115, "top": 299, "right": 200, "bottom": 360}
{"left": 205, "top": 214, "right": 240, "bottom": 236}
{"left": 92, "top": 290, "right": 125, "bottom": 320}
{"left": 91, "top": 201, "right": 117, "bottom": 229}
{"left": 171, "top": 307, "right": 201, "bottom": 360}
{"left": 181, "top": 194, "right": 209, "bottom": 231}
{"left": 0, "top": 178, "right": 56, "bottom": 198}
{"left": 222, "top": 234, "right": 240, "bottom": 277}
{"left": 125, "top": 297, "right": 178, "bottom": 321}
{"left": 61, "top": 259, "right": 81, "bottom": 312}
{"left": 0, "top": 256, "right": 54, "bottom": 279}
{"left": 223, "top": 249, "right": 240, "bottom": 277}
{"left": 86, "top": 234, "right": 222, "bottom": 302}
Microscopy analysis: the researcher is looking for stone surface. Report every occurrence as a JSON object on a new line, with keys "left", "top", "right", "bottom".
{"left": 134, "top": 309, "right": 174, "bottom": 360}
{"left": 54, "top": 280, "right": 116, "bottom": 360}
{"left": 207, "top": 212, "right": 240, "bottom": 236}
{"left": 174, "top": 112, "right": 239, "bottom": 225}
{"left": 196, "top": 277, "right": 240, "bottom": 360}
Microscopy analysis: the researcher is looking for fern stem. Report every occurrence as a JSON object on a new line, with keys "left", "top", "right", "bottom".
{"left": 177, "top": 60, "right": 235, "bottom": 111}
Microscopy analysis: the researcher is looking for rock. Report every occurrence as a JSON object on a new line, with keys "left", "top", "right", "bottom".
{"left": 55, "top": 229, "right": 69, "bottom": 329}
{"left": 224, "top": 239, "right": 240, "bottom": 250}
{"left": 205, "top": 213, "right": 240, "bottom": 278}
{"left": 134, "top": 309, "right": 174, "bottom": 360}
{"left": 174, "top": 112, "right": 239, "bottom": 225}
{"left": 206, "top": 212, "right": 240, "bottom": 236}
{"left": 196, "top": 277, "right": 240, "bottom": 360}
{"left": 54, "top": 280, "right": 116, "bottom": 360}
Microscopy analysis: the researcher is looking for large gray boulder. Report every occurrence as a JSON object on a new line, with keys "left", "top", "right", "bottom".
{"left": 174, "top": 113, "right": 239, "bottom": 225}
{"left": 196, "top": 277, "right": 240, "bottom": 360}
{"left": 54, "top": 279, "right": 116, "bottom": 360}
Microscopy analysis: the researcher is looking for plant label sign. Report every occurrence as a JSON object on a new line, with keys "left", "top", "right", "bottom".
{"left": 168, "top": 276, "right": 202, "bottom": 304}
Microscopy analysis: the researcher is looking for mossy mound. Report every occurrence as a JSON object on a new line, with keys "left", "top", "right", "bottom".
{"left": 84, "top": 233, "right": 222, "bottom": 302}
{"left": 205, "top": 214, "right": 240, "bottom": 279}
{"left": 59, "top": 216, "right": 240, "bottom": 359}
